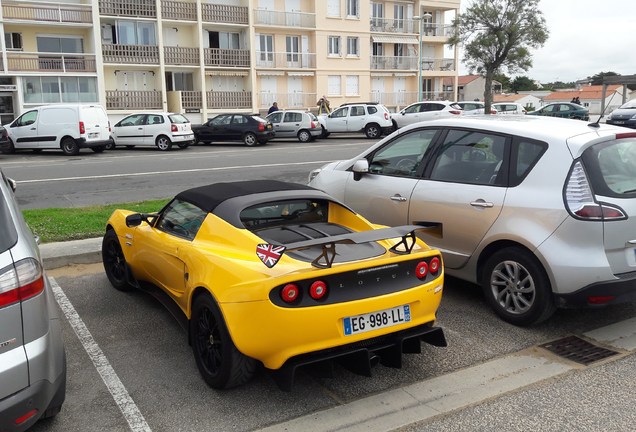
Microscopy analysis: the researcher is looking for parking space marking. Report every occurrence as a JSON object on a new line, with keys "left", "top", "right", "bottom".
{"left": 50, "top": 278, "right": 152, "bottom": 432}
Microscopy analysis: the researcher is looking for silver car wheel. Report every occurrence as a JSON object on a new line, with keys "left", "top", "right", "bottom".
{"left": 156, "top": 136, "right": 172, "bottom": 151}
{"left": 489, "top": 260, "right": 535, "bottom": 315}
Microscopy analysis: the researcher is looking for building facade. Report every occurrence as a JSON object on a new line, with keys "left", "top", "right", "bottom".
{"left": 0, "top": 0, "right": 460, "bottom": 124}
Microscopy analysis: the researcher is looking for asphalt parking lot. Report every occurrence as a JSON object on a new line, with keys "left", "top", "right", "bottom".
{"left": 30, "top": 262, "right": 636, "bottom": 432}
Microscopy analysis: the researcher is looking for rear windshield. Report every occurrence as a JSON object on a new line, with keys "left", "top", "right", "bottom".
{"left": 584, "top": 139, "right": 636, "bottom": 196}
{"left": 169, "top": 114, "right": 189, "bottom": 124}
{"left": 240, "top": 199, "right": 328, "bottom": 230}
{"left": 251, "top": 115, "right": 267, "bottom": 123}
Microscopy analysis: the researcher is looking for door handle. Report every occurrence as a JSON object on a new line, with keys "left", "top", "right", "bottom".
{"left": 30, "top": 127, "right": 36, "bottom": 130}
{"left": 138, "top": 127, "right": 143, "bottom": 130}
{"left": 390, "top": 194, "right": 407, "bottom": 202}
{"left": 470, "top": 200, "right": 494, "bottom": 208}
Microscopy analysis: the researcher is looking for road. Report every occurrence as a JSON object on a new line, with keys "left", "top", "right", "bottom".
{"left": 0, "top": 137, "right": 374, "bottom": 209}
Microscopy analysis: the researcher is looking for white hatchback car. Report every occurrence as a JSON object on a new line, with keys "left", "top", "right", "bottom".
{"left": 309, "top": 116, "right": 636, "bottom": 326}
{"left": 110, "top": 112, "right": 194, "bottom": 151}
{"left": 318, "top": 102, "right": 393, "bottom": 139}
{"left": 493, "top": 102, "right": 527, "bottom": 115}
{"left": 456, "top": 101, "right": 498, "bottom": 115}
{"left": 391, "top": 101, "right": 462, "bottom": 130}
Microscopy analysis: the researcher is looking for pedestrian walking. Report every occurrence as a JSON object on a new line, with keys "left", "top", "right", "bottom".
{"left": 268, "top": 102, "right": 279, "bottom": 114}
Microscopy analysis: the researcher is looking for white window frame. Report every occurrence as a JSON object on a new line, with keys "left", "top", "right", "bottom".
{"left": 328, "top": 75, "right": 341, "bottom": 96}
{"left": 327, "top": 0, "right": 341, "bottom": 17}
{"left": 328, "top": 36, "right": 341, "bottom": 57}
{"left": 346, "top": 36, "right": 359, "bottom": 57}
{"left": 4, "top": 32, "right": 23, "bottom": 50}
{"left": 346, "top": 0, "right": 359, "bottom": 18}
{"left": 345, "top": 75, "right": 359, "bottom": 96}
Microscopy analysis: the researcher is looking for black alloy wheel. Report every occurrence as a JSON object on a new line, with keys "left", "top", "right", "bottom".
{"left": 102, "top": 230, "right": 133, "bottom": 291}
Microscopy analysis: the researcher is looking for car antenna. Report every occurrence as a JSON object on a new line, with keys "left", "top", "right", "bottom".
{"left": 588, "top": 88, "right": 617, "bottom": 128}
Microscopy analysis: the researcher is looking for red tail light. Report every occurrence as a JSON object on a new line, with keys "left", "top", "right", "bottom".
{"left": 0, "top": 258, "right": 45, "bottom": 309}
{"left": 449, "top": 110, "right": 461, "bottom": 115}
{"left": 384, "top": 112, "right": 389, "bottom": 120}
{"left": 171, "top": 124, "right": 178, "bottom": 132}
{"left": 616, "top": 132, "right": 636, "bottom": 139}
{"left": 415, "top": 261, "right": 428, "bottom": 280}
{"left": 258, "top": 122, "right": 265, "bottom": 132}
{"left": 588, "top": 295, "right": 615, "bottom": 305}
{"left": 79, "top": 121, "right": 85, "bottom": 134}
{"left": 309, "top": 280, "right": 328, "bottom": 300}
{"left": 281, "top": 284, "right": 300, "bottom": 303}
{"left": 429, "top": 257, "right": 440, "bottom": 274}
{"left": 310, "top": 121, "right": 316, "bottom": 128}
{"left": 14, "top": 409, "right": 38, "bottom": 425}
{"left": 490, "top": 109, "right": 498, "bottom": 114}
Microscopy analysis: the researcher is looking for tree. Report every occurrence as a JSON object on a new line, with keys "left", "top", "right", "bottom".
{"left": 510, "top": 75, "right": 537, "bottom": 92}
{"left": 493, "top": 72, "right": 511, "bottom": 92}
{"left": 449, "top": 0, "right": 549, "bottom": 113}
{"left": 589, "top": 71, "right": 619, "bottom": 86}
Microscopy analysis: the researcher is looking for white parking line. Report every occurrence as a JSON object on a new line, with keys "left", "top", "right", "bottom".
{"left": 17, "top": 160, "right": 333, "bottom": 184}
{"left": 50, "top": 278, "right": 152, "bottom": 432}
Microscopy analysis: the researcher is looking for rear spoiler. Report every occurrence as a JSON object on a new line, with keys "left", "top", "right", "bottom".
{"left": 284, "top": 223, "right": 442, "bottom": 269}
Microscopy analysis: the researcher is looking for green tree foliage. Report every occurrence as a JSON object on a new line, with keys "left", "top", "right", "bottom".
{"left": 589, "top": 71, "right": 619, "bottom": 86}
{"left": 493, "top": 72, "right": 511, "bottom": 92}
{"left": 449, "top": 0, "right": 549, "bottom": 113}
{"left": 511, "top": 75, "right": 537, "bottom": 92}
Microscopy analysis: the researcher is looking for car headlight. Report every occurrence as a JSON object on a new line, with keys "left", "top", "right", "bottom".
{"left": 308, "top": 168, "right": 322, "bottom": 184}
{"left": 631, "top": 114, "right": 636, "bottom": 120}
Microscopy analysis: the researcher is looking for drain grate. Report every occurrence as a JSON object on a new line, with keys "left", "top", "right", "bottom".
{"left": 539, "top": 335, "right": 620, "bottom": 365}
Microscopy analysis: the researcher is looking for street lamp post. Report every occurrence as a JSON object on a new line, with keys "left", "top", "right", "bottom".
{"left": 414, "top": 13, "right": 432, "bottom": 102}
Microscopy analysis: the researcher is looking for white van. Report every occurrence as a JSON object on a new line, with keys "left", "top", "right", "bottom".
{"left": 3, "top": 104, "right": 113, "bottom": 155}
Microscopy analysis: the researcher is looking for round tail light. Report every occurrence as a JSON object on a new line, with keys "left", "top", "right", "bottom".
{"left": 309, "top": 280, "right": 328, "bottom": 300}
{"left": 429, "top": 257, "right": 440, "bottom": 274}
{"left": 281, "top": 284, "right": 300, "bottom": 303}
{"left": 415, "top": 261, "right": 428, "bottom": 280}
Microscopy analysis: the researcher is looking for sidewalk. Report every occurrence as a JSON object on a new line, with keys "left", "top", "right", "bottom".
{"left": 40, "top": 237, "right": 102, "bottom": 269}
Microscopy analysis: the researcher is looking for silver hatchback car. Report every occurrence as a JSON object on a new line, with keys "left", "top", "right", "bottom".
{"left": 0, "top": 169, "right": 66, "bottom": 430}
{"left": 266, "top": 110, "right": 322, "bottom": 142}
{"left": 309, "top": 116, "right": 636, "bottom": 325}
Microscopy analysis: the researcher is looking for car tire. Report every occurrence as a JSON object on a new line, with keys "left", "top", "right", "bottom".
{"left": 390, "top": 121, "right": 399, "bottom": 133}
{"left": 297, "top": 129, "right": 311, "bottom": 143}
{"left": 481, "top": 247, "right": 556, "bottom": 326}
{"left": 156, "top": 135, "right": 172, "bottom": 151}
{"left": 105, "top": 141, "right": 115, "bottom": 150}
{"left": 243, "top": 132, "right": 258, "bottom": 146}
{"left": 61, "top": 137, "right": 80, "bottom": 156}
{"left": 191, "top": 293, "right": 257, "bottom": 389}
{"left": 364, "top": 123, "right": 381, "bottom": 139}
{"left": 320, "top": 126, "right": 330, "bottom": 138}
{"left": 102, "top": 229, "right": 134, "bottom": 292}
{"left": 91, "top": 146, "right": 106, "bottom": 153}
{"left": 1, "top": 138, "right": 15, "bottom": 154}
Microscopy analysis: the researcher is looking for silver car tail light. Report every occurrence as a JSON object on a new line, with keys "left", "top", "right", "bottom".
{"left": 0, "top": 258, "right": 45, "bottom": 308}
{"left": 565, "top": 161, "right": 626, "bottom": 221}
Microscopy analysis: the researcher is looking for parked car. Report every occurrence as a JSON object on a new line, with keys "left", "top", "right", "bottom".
{"left": 101, "top": 180, "right": 446, "bottom": 390}
{"left": 318, "top": 102, "right": 393, "bottom": 139}
{"left": 0, "top": 125, "right": 9, "bottom": 153}
{"left": 192, "top": 114, "right": 275, "bottom": 146}
{"left": 492, "top": 102, "right": 527, "bottom": 115}
{"left": 0, "top": 168, "right": 66, "bottom": 429}
{"left": 455, "top": 101, "right": 498, "bottom": 115}
{"left": 2, "top": 104, "right": 112, "bottom": 155}
{"left": 266, "top": 110, "right": 322, "bottom": 142}
{"left": 110, "top": 112, "right": 194, "bottom": 151}
{"left": 527, "top": 103, "right": 590, "bottom": 120}
{"left": 309, "top": 116, "right": 636, "bottom": 326}
{"left": 606, "top": 100, "right": 636, "bottom": 129}
{"left": 391, "top": 101, "right": 462, "bottom": 130}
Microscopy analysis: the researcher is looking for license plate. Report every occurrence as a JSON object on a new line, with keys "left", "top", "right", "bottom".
{"left": 614, "top": 121, "right": 625, "bottom": 124}
{"left": 88, "top": 133, "right": 99, "bottom": 138}
{"left": 343, "top": 304, "right": 411, "bottom": 336}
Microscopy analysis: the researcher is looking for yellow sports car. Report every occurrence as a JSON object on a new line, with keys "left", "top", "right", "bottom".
{"left": 102, "top": 180, "right": 446, "bottom": 390}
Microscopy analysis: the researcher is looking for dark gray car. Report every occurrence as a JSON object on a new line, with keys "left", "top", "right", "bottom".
{"left": 0, "top": 169, "right": 66, "bottom": 430}
{"left": 606, "top": 100, "right": 636, "bottom": 129}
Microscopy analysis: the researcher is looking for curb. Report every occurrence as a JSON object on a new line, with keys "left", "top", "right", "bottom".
{"left": 40, "top": 237, "right": 103, "bottom": 270}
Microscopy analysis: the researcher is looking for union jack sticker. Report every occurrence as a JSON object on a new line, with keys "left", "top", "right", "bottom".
{"left": 256, "top": 243, "right": 286, "bottom": 268}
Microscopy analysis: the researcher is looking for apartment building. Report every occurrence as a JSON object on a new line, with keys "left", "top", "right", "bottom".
{"left": 0, "top": 0, "right": 459, "bottom": 124}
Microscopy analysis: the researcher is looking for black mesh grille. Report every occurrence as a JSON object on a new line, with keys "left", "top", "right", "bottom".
{"left": 540, "top": 335, "right": 620, "bottom": 365}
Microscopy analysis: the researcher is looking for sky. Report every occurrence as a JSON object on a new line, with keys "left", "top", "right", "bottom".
{"left": 459, "top": 0, "right": 636, "bottom": 84}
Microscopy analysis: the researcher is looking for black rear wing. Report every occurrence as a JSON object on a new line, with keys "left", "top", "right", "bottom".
{"left": 284, "top": 223, "right": 442, "bottom": 268}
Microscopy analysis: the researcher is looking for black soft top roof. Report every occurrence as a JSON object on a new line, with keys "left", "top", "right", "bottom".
{"left": 175, "top": 180, "right": 317, "bottom": 213}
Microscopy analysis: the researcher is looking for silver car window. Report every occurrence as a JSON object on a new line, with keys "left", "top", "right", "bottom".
{"left": 368, "top": 129, "right": 438, "bottom": 178}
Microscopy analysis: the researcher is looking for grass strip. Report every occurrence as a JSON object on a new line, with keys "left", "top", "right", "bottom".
{"left": 22, "top": 199, "right": 169, "bottom": 244}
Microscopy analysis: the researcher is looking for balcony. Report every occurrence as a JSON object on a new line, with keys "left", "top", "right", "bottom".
{"left": 421, "top": 58, "right": 456, "bottom": 72}
{"left": 102, "top": 44, "right": 160, "bottom": 64}
{"left": 371, "top": 56, "right": 418, "bottom": 71}
{"left": 106, "top": 90, "right": 162, "bottom": 110}
{"left": 2, "top": 2, "right": 92, "bottom": 23}
{"left": 207, "top": 91, "right": 252, "bottom": 109}
{"left": 255, "top": 52, "right": 316, "bottom": 69}
{"left": 253, "top": 9, "right": 315, "bottom": 28}
{"left": 99, "top": 0, "right": 156, "bottom": 18}
{"left": 6, "top": 53, "right": 96, "bottom": 72}
{"left": 204, "top": 48, "right": 250, "bottom": 68}
{"left": 258, "top": 92, "right": 316, "bottom": 109}
{"left": 419, "top": 23, "right": 454, "bottom": 38}
{"left": 161, "top": 0, "right": 197, "bottom": 21}
{"left": 164, "top": 47, "right": 199, "bottom": 65}
{"left": 202, "top": 3, "right": 248, "bottom": 24}
{"left": 370, "top": 18, "right": 417, "bottom": 33}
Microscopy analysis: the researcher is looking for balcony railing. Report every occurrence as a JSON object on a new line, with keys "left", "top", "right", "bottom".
{"left": 202, "top": 3, "right": 248, "bottom": 24}
{"left": 99, "top": 0, "right": 156, "bottom": 18}
{"left": 2, "top": 2, "right": 92, "bottom": 23}
{"left": 102, "top": 44, "right": 160, "bottom": 64}
{"left": 253, "top": 9, "right": 315, "bottom": 28}
{"left": 419, "top": 23, "right": 454, "bottom": 38}
{"left": 180, "top": 91, "right": 202, "bottom": 109}
{"left": 204, "top": 48, "right": 250, "bottom": 68}
{"left": 6, "top": 53, "right": 96, "bottom": 72}
{"left": 421, "top": 58, "right": 456, "bottom": 72}
{"left": 371, "top": 56, "right": 418, "bottom": 70}
{"left": 207, "top": 91, "right": 252, "bottom": 109}
{"left": 161, "top": 0, "right": 196, "bottom": 21}
{"left": 258, "top": 92, "right": 316, "bottom": 109}
{"left": 164, "top": 47, "right": 199, "bottom": 65}
{"left": 255, "top": 52, "right": 316, "bottom": 69}
{"left": 106, "top": 90, "right": 162, "bottom": 110}
{"left": 370, "top": 18, "right": 453, "bottom": 37}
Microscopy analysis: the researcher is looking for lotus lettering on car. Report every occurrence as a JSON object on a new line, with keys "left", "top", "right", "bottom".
{"left": 256, "top": 243, "right": 286, "bottom": 268}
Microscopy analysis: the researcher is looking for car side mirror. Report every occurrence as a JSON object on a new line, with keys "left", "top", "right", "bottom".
{"left": 126, "top": 213, "right": 144, "bottom": 227}
{"left": 352, "top": 159, "right": 369, "bottom": 181}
